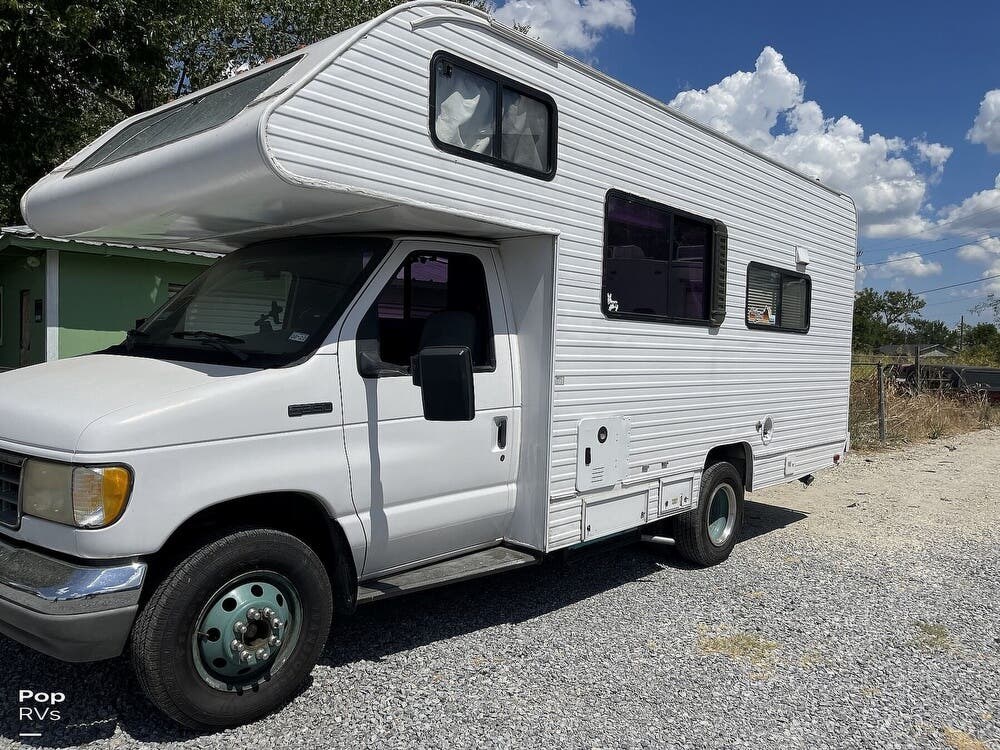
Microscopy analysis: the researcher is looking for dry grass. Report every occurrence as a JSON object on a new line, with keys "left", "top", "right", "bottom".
{"left": 849, "top": 372, "right": 999, "bottom": 449}
{"left": 697, "top": 629, "right": 778, "bottom": 666}
{"left": 942, "top": 727, "right": 991, "bottom": 750}
{"left": 914, "top": 621, "right": 953, "bottom": 650}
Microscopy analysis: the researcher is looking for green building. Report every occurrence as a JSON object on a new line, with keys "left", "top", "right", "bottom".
{"left": 0, "top": 226, "right": 219, "bottom": 370}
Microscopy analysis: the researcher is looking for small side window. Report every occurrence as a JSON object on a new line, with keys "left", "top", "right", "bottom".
{"left": 746, "top": 263, "right": 810, "bottom": 332}
{"left": 431, "top": 53, "right": 556, "bottom": 179}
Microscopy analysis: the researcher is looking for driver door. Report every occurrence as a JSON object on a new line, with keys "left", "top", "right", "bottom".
{"left": 338, "top": 241, "right": 516, "bottom": 576}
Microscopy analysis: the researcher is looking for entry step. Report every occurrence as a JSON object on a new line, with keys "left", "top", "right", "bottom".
{"left": 356, "top": 545, "right": 540, "bottom": 604}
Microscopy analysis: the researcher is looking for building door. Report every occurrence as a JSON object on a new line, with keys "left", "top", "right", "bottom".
{"left": 338, "top": 241, "right": 517, "bottom": 576}
{"left": 18, "top": 290, "right": 31, "bottom": 367}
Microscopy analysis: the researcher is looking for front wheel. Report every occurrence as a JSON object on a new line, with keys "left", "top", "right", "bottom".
{"left": 131, "top": 528, "right": 334, "bottom": 730}
{"left": 673, "top": 461, "right": 744, "bottom": 566}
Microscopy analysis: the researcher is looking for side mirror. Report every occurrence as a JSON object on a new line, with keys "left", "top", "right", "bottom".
{"left": 411, "top": 345, "right": 475, "bottom": 421}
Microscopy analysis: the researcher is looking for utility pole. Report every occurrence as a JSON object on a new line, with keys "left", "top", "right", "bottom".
{"left": 959, "top": 315, "right": 964, "bottom": 353}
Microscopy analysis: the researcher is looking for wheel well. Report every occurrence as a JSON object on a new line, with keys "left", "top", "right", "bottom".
{"left": 145, "top": 492, "right": 357, "bottom": 615}
{"left": 704, "top": 442, "right": 754, "bottom": 491}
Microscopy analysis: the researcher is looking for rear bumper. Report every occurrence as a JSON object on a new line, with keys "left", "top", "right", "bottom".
{"left": 0, "top": 537, "right": 145, "bottom": 662}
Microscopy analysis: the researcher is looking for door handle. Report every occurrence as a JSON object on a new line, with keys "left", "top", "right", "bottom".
{"left": 495, "top": 417, "right": 507, "bottom": 450}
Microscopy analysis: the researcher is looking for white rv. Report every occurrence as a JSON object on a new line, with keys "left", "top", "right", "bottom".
{"left": 2, "top": 0, "right": 855, "bottom": 730}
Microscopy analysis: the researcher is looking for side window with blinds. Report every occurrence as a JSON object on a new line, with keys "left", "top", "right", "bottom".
{"left": 431, "top": 53, "right": 557, "bottom": 179}
{"left": 745, "top": 263, "right": 811, "bottom": 333}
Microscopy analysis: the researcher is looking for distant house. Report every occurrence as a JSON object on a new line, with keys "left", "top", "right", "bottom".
{"left": 0, "top": 226, "right": 219, "bottom": 370}
{"left": 876, "top": 344, "right": 958, "bottom": 358}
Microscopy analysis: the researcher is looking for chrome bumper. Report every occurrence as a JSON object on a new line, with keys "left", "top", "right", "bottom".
{"left": 0, "top": 537, "right": 146, "bottom": 661}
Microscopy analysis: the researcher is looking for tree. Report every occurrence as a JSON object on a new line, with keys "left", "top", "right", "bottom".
{"left": 910, "top": 318, "right": 957, "bottom": 348}
{"left": 1, "top": 0, "right": 491, "bottom": 225}
{"left": 0, "top": 0, "right": 186, "bottom": 223}
{"left": 971, "top": 293, "right": 1000, "bottom": 325}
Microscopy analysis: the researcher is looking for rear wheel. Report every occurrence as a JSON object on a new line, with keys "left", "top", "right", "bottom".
{"left": 674, "top": 461, "right": 744, "bottom": 566}
{"left": 131, "top": 528, "right": 334, "bottom": 730}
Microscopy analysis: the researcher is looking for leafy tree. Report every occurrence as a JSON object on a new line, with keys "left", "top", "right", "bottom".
{"left": 0, "top": 0, "right": 186, "bottom": 223}
{"left": 910, "top": 318, "right": 957, "bottom": 348}
{"left": 0, "top": 0, "right": 491, "bottom": 225}
{"left": 971, "top": 293, "right": 1000, "bottom": 325}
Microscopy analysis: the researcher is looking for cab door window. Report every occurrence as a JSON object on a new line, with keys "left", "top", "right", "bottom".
{"left": 358, "top": 252, "right": 495, "bottom": 376}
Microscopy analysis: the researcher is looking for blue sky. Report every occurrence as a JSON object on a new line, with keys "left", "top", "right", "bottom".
{"left": 494, "top": 0, "right": 1000, "bottom": 325}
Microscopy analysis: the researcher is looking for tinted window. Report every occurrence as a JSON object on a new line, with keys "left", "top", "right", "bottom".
{"left": 602, "top": 192, "right": 714, "bottom": 322}
{"left": 74, "top": 58, "right": 299, "bottom": 173}
{"left": 359, "top": 252, "right": 495, "bottom": 376}
{"left": 432, "top": 54, "right": 556, "bottom": 178}
{"left": 746, "top": 263, "right": 810, "bottom": 332}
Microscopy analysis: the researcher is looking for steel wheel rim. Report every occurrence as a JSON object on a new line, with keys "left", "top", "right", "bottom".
{"left": 191, "top": 570, "right": 303, "bottom": 691}
{"left": 707, "top": 484, "right": 737, "bottom": 547}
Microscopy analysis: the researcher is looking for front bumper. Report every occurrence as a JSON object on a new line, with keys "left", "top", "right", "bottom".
{"left": 0, "top": 537, "right": 146, "bottom": 662}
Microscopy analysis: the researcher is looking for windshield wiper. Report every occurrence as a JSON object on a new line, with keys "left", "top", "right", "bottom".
{"left": 171, "top": 330, "right": 250, "bottom": 362}
{"left": 123, "top": 328, "right": 151, "bottom": 352}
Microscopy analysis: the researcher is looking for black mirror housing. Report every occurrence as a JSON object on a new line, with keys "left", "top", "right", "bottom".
{"left": 412, "top": 345, "right": 475, "bottom": 421}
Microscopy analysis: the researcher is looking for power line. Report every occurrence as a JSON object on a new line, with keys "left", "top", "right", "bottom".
{"left": 920, "top": 291, "right": 996, "bottom": 307}
{"left": 860, "top": 205, "right": 1000, "bottom": 258}
{"left": 913, "top": 272, "right": 1000, "bottom": 295}
{"left": 860, "top": 236, "right": 992, "bottom": 268}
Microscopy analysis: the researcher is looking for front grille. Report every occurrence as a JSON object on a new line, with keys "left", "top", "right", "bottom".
{"left": 0, "top": 451, "right": 25, "bottom": 528}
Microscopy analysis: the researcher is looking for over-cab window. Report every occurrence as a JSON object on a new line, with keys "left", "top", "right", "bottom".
{"left": 358, "top": 252, "right": 496, "bottom": 377}
{"left": 602, "top": 191, "right": 728, "bottom": 326}
{"left": 746, "top": 263, "right": 811, "bottom": 332}
{"left": 72, "top": 57, "right": 300, "bottom": 174}
{"left": 431, "top": 53, "right": 556, "bottom": 179}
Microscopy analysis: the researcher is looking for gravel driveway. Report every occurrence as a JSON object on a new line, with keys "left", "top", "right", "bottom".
{"left": 3, "top": 430, "right": 998, "bottom": 750}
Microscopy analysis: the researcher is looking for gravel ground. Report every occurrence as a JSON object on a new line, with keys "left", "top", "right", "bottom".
{"left": 2, "top": 430, "right": 998, "bottom": 750}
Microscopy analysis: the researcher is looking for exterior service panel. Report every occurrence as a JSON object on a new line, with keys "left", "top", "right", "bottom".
{"left": 263, "top": 3, "right": 856, "bottom": 550}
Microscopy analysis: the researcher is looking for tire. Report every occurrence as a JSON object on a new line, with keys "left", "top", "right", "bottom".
{"left": 131, "top": 528, "right": 334, "bottom": 730}
{"left": 674, "top": 461, "right": 744, "bottom": 567}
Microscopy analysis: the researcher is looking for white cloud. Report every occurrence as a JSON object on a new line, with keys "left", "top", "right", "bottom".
{"left": 932, "top": 173, "right": 1000, "bottom": 236}
{"left": 968, "top": 90, "right": 1000, "bottom": 153}
{"left": 881, "top": 251, "right": 943, "bottom": 277}
{"left": 492, "top": 0, "right": 635, "bottom": 53}
{"left": 957, "top": 235, "right": 1000, "bottom": 263}
{"left": 914, "top": 139, "right": 952, "bottom": 180}
{"left": 957, "top": 235, "right": 1000, "bottom": 295}
{"left": 667, "top": 47, "right": 953, "bottom": 237}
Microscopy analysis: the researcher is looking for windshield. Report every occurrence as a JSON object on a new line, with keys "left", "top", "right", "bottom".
{"left": 108, "top": 236, "right": 390, "bottom": 368}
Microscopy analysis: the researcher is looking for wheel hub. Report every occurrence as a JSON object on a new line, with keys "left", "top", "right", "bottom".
{"left": 195, "top": 578, "right": 294, "bottom": 684}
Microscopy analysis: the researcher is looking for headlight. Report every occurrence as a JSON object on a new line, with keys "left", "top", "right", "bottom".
{"left": 22, "top": 460, "right": 132, "bottom": 528}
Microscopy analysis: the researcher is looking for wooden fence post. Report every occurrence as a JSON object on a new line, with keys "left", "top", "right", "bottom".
{"left": 877, "top": 362, "right": 887, "bottom": 443}
{"left": 914, "top": 344, "right": 921, "bottom": 394}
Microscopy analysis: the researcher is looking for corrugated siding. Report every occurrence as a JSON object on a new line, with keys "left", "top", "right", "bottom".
{"left": 264, "top": 4, "right": 856, "bottom": 551}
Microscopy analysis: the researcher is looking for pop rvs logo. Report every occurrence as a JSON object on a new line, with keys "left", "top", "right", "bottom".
{"left": 18, "top": 689, "right": 64, "bottom": 722}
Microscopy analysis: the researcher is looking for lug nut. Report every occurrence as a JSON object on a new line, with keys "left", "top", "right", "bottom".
{"left": 271, "top": 617, "right": 281, "bottom": 629}
{"left": 231, "top": 639, "right": 242, "bottom": 652}
{"left": 256, "top": 647, "right": 269, "bottom": 661}
{"left": 273, "top": 638, "right": 282, "bottom": 648}
{"left": 239, "top": 650, "right": 251, "bottom": 663}
{"left": 233, "top": 621, "right": 247, "bottom": 635}
{"left": 247, "top": 608, "right": 260, "bottom": 621}
{"left": 268, "top": 635, "right": 278, "bottom": 647}
{"left": 262, "top": 608, "right": 274, "bottom": 619}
